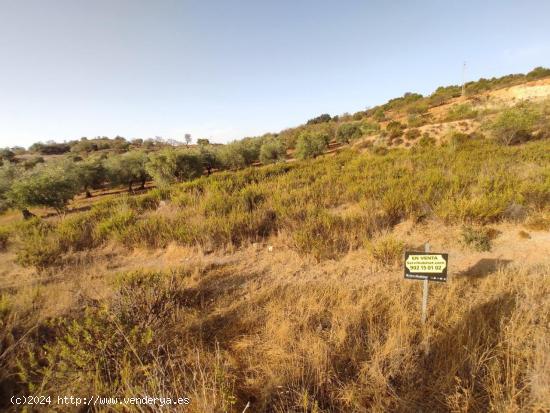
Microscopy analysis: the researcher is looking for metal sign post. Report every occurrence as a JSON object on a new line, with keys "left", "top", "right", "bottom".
{"left": 421, "top": 243, "right": 430, "bottom": 324}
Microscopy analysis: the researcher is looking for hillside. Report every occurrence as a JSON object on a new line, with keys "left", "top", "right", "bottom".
{"left": 0, "top": 69, "right": 550, "bottom": 412}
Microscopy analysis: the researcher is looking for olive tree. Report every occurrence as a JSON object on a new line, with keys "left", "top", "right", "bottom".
{"left": 146, "top": 149, "right": 203, "bottom": 187}
{"left": 0, "top": 164, "right": 17, "bottom": 212}
{"left": 0, "top": 148, "right": 15, "bottom": 163}
{"left": 336, "top": 123, "right": 362, "bottom": 143}
{"left": 75, "top": 157, "right": 106, "bottom": 197}
{"left": 8, "top": 163, "right": 80, "bottom": 216}
{"left": 295, "top": 131, "right": 330, "bottom": 159}
{"left": 198, "top": 144, "right": 221, "bottom": 176}
{"left": 259, "top": 138, "right": 286, "bottom": 164}
{"left": 218, "top": 138, "right": 261, "bottom": 170}
{"left": 104, "top": 151, "right": 149, "bottom": 192}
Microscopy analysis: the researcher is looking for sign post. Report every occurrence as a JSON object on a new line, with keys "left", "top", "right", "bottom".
{"left": 404, "top": 243, "right": 448, "bottom": 324}
{"left": 421, "top": 244, "right": 430, "bottom": 323}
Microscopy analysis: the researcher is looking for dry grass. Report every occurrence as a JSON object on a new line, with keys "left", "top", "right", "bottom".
{"left": 0, "top": 228, "right": 549, "bottom": 412}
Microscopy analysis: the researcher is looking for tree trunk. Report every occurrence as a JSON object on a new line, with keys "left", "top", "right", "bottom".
{"left": 140, "top": 178, "right": 146, "bottom": 189}
{"left": 128, "top": 181, "right": 133, "bottom": 193}
{"left": 206, "top": 166, "right": 212, "bottom": 176}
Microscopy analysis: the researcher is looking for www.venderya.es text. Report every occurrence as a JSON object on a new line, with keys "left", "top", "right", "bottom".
{"left": 11, "top": 395, "right": 191, "bottom": 407}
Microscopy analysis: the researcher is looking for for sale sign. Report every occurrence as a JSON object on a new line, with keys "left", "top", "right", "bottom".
{"left": 404, "top": 252, "right": 448, "bottom": 282}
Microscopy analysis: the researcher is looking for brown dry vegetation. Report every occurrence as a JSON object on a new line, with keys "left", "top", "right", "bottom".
{"left": 1, "top": 75, "right": 550, "bottom": 412}
{"left": 1, "top": 138, "right": 549, "bottom": 412}
{"left": 0, "top": 224, "right": 549, "bottom": 412}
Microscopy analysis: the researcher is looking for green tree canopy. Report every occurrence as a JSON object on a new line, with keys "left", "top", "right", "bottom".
{"left": 198, "top": 144, "right": 221, "bottom": 175}
{"left": 259, "top": 138, "right": 286, "bottom": 164}
{"left": 0, "top": 164, "right": 17, "bottom": 212}
{"left": 8, "top": 163, "right": 79, "bottom": 213}
{"left": 75, "top": 157, "right": 106, "bottom": 197}
{"left": 307, "top": 113, "right": 332, "bottom": 125}
{"left": 218, "top": 138, "right": 262, "bottom": 169}
{"left": 336, "top": 123, "right": 362, "bottom": 144}
{"left": 146, "top": 149, "right": 203, "bottom": 187}
{"left": 295, "top": 131, "right": 330, "bottom": 159}
{"left": 104, "top": 151, "right": 149, "bottom": 191}
{"left": 0, "top": 148, "right": 15, "bottom": 163}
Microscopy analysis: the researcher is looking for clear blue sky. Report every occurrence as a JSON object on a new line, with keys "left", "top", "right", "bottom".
{"left": 1, "top": 0, "right": 549, "bottom": 148}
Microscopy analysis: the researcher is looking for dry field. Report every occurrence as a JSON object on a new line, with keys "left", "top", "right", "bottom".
{"left": 1, "top": 215, "right": 549, "bottom": 411}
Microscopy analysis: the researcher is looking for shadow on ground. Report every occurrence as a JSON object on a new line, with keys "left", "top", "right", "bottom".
{"left": 457, "top": 258, "right": 513, "bottom": 279}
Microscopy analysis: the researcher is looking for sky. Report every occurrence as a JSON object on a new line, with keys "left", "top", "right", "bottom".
{"left": 1, "top": 0, "right": 549, "bottom": 148}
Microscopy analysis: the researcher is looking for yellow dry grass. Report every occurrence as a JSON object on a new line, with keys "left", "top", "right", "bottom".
{"left": 1, "top": 221, "right": 549, "bottom": 412}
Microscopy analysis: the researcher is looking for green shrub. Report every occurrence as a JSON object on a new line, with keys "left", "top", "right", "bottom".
{"left": 202, "top": 189, "right": 235, "bottom": 217}
{"left": 370, "top": 145, "right": 388, "bottom": 156}
{"left": 127, "top": 191, "right": 162, "bottom": 212}
{"left": 406, "top": 100, "right": 429, "bottom": 115}
{"left": 360, "top": 120, "right": 381, "bottom": 136}
{"left": 94, "top": 208, "right": 137, "bottom": 242}
{"left": 16, "top": 233, "right": 61, "bottom": 269}
{"left": 372, "top": 108, "right": 386, "bottom": 121}
{"left": 7, "top": 137, "right": 550, "bottom": 265}
{"left": 238, "top": 185, "right": 266, "bottom": 212}
{"left": 404, "top": 128, "right": 421, "bottom": 140}
{"left": 461, "top": 225, "right": 492, "bottom": 251}
{"left": 120, "top": 215, "right": 174, "bottom": 248}
{"left": 407, "top": 114, "right": 428, "bottom": 128}
{"left": 368, "top": 235, "right": 405, "bottom": 266}
{"left": 417, "top": 134, "right": 436, "bottom": 147}
{"left": 0, "top": 148, "right": 15, "bottom": 162}
{"left": 386, "top": 121, "right": 405, "bottom": 139}
{"left": 446, "top": 131, "right": 470, "bottom": 150}
{"left": 18, "top": 271, "right": 178, "bottom": 400}
{"left": 172, "top": 191, "right": 195, "bottom": 208}
{"left": 526, "top": 66, "right": 550, "bottom": 80}
{"left": 382, "top": 92, "right": 424, "bottom": 112}
{"left": 445, "top": 103, "right": 478, "bottom": 121}
{"left": 489, "top": 104, "right": 539, "bottom": 145}
{"left": 13, "top": 218, "right": 61, "bottom": 269}
{"left": 21, "top": 156, "right": 45, "bottom": 170}
{"left": 306, "top": 113, "right": 332, "bottom": 125}
{"left": 56, "top": 213, "right": 99, "bottom": 251}
{"left": 290, "top": 209, "right": 371, "bottom": 260}
{"left": 428, "top": 85, "right": 462, "bottom": 107}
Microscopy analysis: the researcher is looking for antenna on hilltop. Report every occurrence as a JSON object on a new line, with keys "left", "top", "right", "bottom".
{"left": 462, "top": 61, "right": 467, "bottom": 97}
